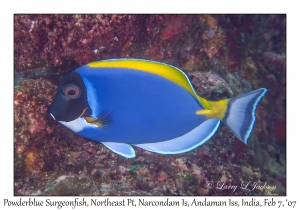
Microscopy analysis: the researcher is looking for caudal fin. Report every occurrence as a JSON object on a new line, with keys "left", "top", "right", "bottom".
{"left": 222, "top": 88, "right": 267, "bottom": 144}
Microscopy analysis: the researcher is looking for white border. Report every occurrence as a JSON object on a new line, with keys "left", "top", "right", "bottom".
{"left": 4, "top": 1, "right": 298, "bottom": 210}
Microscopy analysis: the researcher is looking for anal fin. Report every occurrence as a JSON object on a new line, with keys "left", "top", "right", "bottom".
{"left": 133, "top": 119, "right": 220, "bottom": 154}
{"left": 102, "top": 142, "right": 135, "bottom": 158}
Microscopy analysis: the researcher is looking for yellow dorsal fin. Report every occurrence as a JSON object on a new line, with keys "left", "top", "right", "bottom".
{"left": 196, "top": 98, "right": 229, "bottom": 120}
{"left": 88, "top": 59, "right": 199, "bottom": 99}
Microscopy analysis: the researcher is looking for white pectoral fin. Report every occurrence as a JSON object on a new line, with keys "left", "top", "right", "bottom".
{"left": 102, "top": 142, "right": 136, "bottom": 158}
{"left": 133, "top": 119, "right": 220, "bottom": 154}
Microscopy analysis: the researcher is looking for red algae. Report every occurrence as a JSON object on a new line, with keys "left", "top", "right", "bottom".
{"left": 14, "top": 14, "right": 140, "bottom": 74}
{"left": 274, "top": 115, "right": 286, "bottom": 143}
{"left": 161, "top": 15, "right": 192, "bottom": 40}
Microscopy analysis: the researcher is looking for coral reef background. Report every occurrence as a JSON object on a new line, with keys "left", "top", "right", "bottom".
{"left": 14, "top": 14, "right": 286, "bottom": 195}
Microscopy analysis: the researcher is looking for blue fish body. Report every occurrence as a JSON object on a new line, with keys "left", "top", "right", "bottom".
{"left": 49, "top": 59, "right": 267, "bottom": 158}
{"left": 76, "top": 66, "right": 206, "bottom": 143}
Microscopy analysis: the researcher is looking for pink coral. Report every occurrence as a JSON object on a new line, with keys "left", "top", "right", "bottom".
{"left": 14, "top": 14, "right": 140, "bottom": 74}
{"left": 263, "top": 51, "right": 285, "bottom": 70}
{"left": 156, "top": 171, "right": 169, "bottom": 181}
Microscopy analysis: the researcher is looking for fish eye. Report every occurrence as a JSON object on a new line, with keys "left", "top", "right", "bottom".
{"left": 63, "top": 84, "right": 81, "bottom": 99}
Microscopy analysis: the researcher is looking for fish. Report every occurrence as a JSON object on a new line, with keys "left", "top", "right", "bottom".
{"left": 48, "top": 58, "right": 267, "bottom": 158}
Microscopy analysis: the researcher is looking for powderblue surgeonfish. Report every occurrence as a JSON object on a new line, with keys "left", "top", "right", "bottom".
{"left": 49, "top": 59, "right": 267, "bottom": 158}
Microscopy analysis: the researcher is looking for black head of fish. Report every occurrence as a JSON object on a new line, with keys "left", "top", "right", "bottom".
{"left": 48, "top": 71, "right": 91, "bottom": 122}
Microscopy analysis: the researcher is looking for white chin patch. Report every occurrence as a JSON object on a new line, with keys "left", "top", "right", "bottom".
{"left": 59, "top": 118, "right": 96, "bottom": 133}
